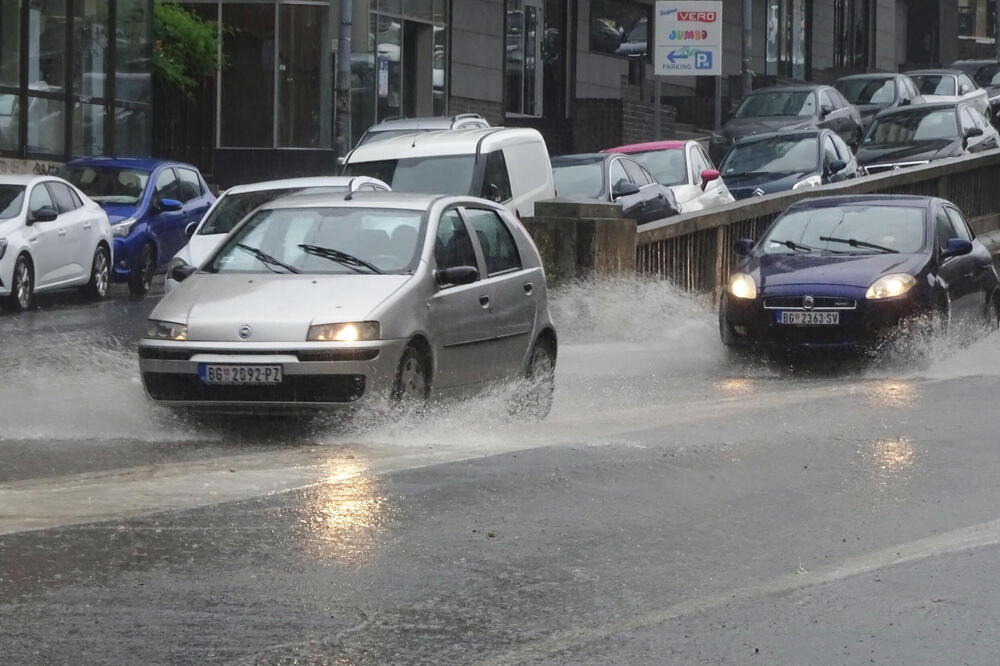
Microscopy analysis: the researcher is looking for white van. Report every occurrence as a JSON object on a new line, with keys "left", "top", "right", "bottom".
{"left": 341, "top": 127, "right": 555, "bottom": 218}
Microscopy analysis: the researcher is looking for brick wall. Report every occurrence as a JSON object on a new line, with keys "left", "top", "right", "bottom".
{"left": 572, "top": 99, "right": 622, "bottom": 152}
{"left": 449, "top": 96, "right": 504, "bottom": 127}
{"left": 621, "top": 76, "right": 676, "bottom": 144}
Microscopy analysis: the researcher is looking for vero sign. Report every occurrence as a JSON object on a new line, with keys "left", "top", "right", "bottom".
{"left": 655, "top": 1, "right": 723, "bottom": 76}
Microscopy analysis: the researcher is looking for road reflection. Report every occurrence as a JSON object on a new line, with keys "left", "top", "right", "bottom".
{"left": 867, "top": 381, "right": 918, "bottom": 408}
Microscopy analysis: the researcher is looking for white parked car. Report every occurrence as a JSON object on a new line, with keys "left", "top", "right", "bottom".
{"left": 603, "top": 140, "right": 735, "bottom": 214}
{"left": 0, "top": 175, "right": 113, "bottom": 310}
{"left": 906, "top": 69, "right": 991, "bottom": 119}
{"left": 342, "top": 127, "right": 555, "bottom": 218}
{"left": 164, "top": 176, "right": 390, "bottom": 293}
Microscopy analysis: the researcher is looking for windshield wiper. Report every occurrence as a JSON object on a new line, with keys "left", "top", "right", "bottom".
{"left": 818, "top": 236, "right": 898, "bottom": 254}
{"left": 770, "top": 239, "right": 814, "bottom": 252}
{"left": 298, "top": 244, "right": 382, "bottom": 274}
{"left": 235, "top": 243, "right": 300, "bottom": 273}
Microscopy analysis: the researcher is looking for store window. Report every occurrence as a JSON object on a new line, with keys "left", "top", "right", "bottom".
{"left": 221, "top": 4, "right": 276, "bottom": 147}
{"left": 589, "top": 0, "right": 649, "bottom": 58}
{"left": 765, "top": 0, "right": 808, "bottom": 80}
{"left": 278, "top": 4, "right": 326, "bottom": 147}
{"left": 833, "top": 0, "right": 870, "bottom": 70}
{"left": 375, "top": 13, "right": 402, "bottom": 120}
{"left": 0, "top": 2, "right": 21, "bottom": 153}
{"left": 506, "top": 0, "right": 543, "bottom": 116}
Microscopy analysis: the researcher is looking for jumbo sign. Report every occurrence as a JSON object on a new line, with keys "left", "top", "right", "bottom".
{"left": 655, "top": 1, "right": 723, "bottom": 76}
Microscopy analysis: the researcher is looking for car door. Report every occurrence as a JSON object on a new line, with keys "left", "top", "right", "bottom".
{"left": 426, "top": 208, "right": 497, "bottom": 389}
{"left": 44, "top": 181, "right": 91, "bottom": 282}
{"left": 150, "top": 167, "right": 185, "bottom": 267}
{"left": 462, "top": 206, "right": 535, "bottom": 378}
{"left": 958, "top": 107, "right": 988, "bottom": 153}
{"left": 24, "top": 182, "right": 74, "bottom": 287}
{"left": 933, "top": 206, "right": 978, "bottom": 324}
{"left": 944, "top": 205, "right": 993, "bottom": 319}
{"left": 957, "top": 73, "right": 989, "bottom": 117}
{"left": 690, "top": 143, "right": 733, "bottom": 209}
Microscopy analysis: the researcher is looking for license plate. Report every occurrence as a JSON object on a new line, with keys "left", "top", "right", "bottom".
{"left": 776, "top": 311, "right": 840, "bottom": 326}
{"left": 198, "top": 364, "right": 283, "bottom": 385}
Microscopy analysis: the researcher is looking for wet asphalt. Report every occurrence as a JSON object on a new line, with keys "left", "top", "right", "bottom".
{"left": 2, "top": 277, "right": 1000, "bottom": 664}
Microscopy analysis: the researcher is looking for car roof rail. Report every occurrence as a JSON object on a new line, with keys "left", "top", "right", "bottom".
{"left": 345, "top": 177, "right": 356, "bottom": 200}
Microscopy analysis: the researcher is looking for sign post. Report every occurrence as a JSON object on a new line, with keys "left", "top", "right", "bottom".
{"left": 653, "top": 1, "right": 724, "bottom": 130}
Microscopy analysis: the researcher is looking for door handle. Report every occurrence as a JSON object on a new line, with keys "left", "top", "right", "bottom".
{"left": 82, "top": 223, "right": 92, "bottom": 229}
{"left": 57, "top": 229, "right": 67, "bottom": 236}
{"left": 479, "top": 294, "right": 490, "bottom": 308}
{"left": 523, "top": 282, "right": 533, "bottom": 295}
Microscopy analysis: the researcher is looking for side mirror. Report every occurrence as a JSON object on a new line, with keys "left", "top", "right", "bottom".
{"left": 828, "top": 159, "right": 847, "bottom": 175}
{"left": 820, "top": 104, "right": 833, "bottom": 118}
{"left": 170, "top": 263, "right": 198, "bottom": 283}
{"left": 185, "top": 222, "right": 197, "bottom": 238}
{"left": 158, "top": 198, "right": 183, "bottom": 212}
{"left": 611, "top": 179, "right": 640, "bottom": 199}
{"left": 959, "top": 84, "right": 970, "bottom": 95}
{"left": 29, "top": 206, "right": 59, "bottom": 224}
{"left": 434, "top": 265, "right": 478, "bottom": 286}
{"left": 734, "top": 238, "right": 755, "bottom": 256}
{"left": 941, "top": 238, "right": 973, "bottom": 259}
{"left": 964, "top": 126, "right": 984, "bottom": 139}
{"left": 898, "top": 97, "right": 911, "bottom": 107}
{"left": 700, "top": 169, "right": 720, "bottom": 190}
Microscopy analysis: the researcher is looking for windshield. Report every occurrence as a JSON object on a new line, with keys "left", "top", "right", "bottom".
{"left": 343, "top": 155, "right": 474, "bottom": 195}
{"left": 834, "top": 78, "right": 895, "bottom": 105}
{"left": 209, "top": 206, "right": 425, "bottom": 275}
{"left": 734, "top": 91, "right": 816, "bottom": 118}
{"left": 864, "top": 109, "right": 958, "bottom": 144}
{"left": 763, "top": 205, "right": 926, "bottom": 255}
{"left": 60, "top": 166, "right": 150, "bottom": 205}
{"left": 199, "top": 187, "right": 344, "bottom": 236}
{"left": 910, "top": 74, "right": 956, "bottom": 96}
{"left": 0, "top": 185, "right": 25, "bottom": 219}
{"left": 552, "top": 163, "right": 604, "bottom": 198}
{"left": 720, "top": 136, "right": 818, "bottom": 176}
{"left": 627, "top": 149, "right": 687, "bottom": 185}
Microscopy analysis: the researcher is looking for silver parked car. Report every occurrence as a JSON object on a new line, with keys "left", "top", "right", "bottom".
{"left": 139, "top": 191, "right": 557, "bottom": 415}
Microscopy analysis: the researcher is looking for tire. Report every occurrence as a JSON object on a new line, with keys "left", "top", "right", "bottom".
{"left": 391, "top": 345, "right": 429, "bottom": 410}
{"left": 128, "top": 243, "right": 154, "bottom": 297}
{"left": 4, "top": 254, "right": 33, "bottom": 312}
{"left": 985, "top": 292, "right": 1000, "bottom": 332}
{"left": 509, "top": 340, "right": 556, "bottom": 420}
{"left": 83, "top": 246, "right": 110, "bottom": 301}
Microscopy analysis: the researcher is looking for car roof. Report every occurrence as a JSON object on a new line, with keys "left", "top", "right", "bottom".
{"left": 786, "top": 194, "right": 939, "bottom": 211}
{"left": 257, "top": 190, "right": 450, "bottom": 212}
{"left": 346, "top": 127, "right": 544, "bottom": 161}
{"left": 905, "top": 69, "right": 962, "bottom": 77}
{"left": 835, "top": 72, "right": 898, "bottom": 81}
{"left": 604, "top": 140, "right": 688, "bottom": 153}
{"left": 551, "top": 153, "right": 612, "bottom": 166}
{"left": 747, "top": 84, "right": 823, "bottom": 94}
{"left": 63, "top": 156, "right": 197, "bottom": 171}
{"left": 368, "top": 114, "right": 488, "bottom": 131}
{"left": 220, "top": 176, "right": 388, "bottom": 196}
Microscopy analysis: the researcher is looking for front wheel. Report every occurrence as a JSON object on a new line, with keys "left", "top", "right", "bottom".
{"left": 84, "top": 246, "right": 110, "bottom": 301}
{"left": 391, "top": 346, "right": 429, "bottom": 410}
{"left": 128, "top": 243, "right": 154, "bottom": 297}
{"left": 509, "top": 340, "right": 555, "bottom": 420}
{"left": 5, "top": 254, "right": 33, "bottom": 311}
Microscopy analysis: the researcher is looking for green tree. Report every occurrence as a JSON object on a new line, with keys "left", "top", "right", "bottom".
{"left": 152, "top": 3, "right": 222, "bottom": 97}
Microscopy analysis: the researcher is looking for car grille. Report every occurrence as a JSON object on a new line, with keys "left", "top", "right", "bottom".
{"left": 763, "top": 296, "right": 857, "bottom": 310}
{"left": 139, "top": 348, "right": 379, "bottom": 362}
{"left": 864, "top": 161, "right": 929, "bottom": 174}
{"left": 143, "top": 373, "right": 366, "bottom": 403}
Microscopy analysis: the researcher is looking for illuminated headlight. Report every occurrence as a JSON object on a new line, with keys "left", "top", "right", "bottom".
{"left": 307, "top": 321, "right": 380, "bottom": 342}
{"left": 792, "top": 175, "right": 822, "bottom": 190}
{"left": 866, "top": 274, "right": 916, "bottom": 300}
{"left": 727, "top": 273, "right": 757, "bottom": 300}
{"left": 112, "top": 217, "right": 137, "bottom": 238}
{"left": 144, "top": 319, "right": 188, "bottom": 340}
{"left": 0, "top": 238, "right": 6, "bottom": 261}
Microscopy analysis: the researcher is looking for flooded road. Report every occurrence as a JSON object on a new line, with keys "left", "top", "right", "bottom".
{"left": 2, "top": 278, "right": 1000, "bottom": 663}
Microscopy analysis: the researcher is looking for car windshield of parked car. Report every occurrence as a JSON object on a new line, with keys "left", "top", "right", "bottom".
{"left": 199, "top": 187, "right": 322, "bottom": 235}
{"left": 344, "top": 156, "right": 474, "bottom": 195}
{"left": 864, "top": 109, "right": 959, "bottom": 144}
{"left": 910, "top": 75, "right": 957, "bottom": 96}
{"left": 734, "top": 91, "right": 816, "bottom": 118}
{"left": 61, "top": 166, "right": 150, "bottom": 206}
{"left": 626, "top": 150, "right": 688, "bottom": 185}
{"left": 721, "top": 136, "right": 818, "bottom": 176}
{"left": 763, "top": 205, "right": 926, "bottom": 255}
{"left": 835, "top": 78, "right": 895, "bottom": 105}
{"left": 552, "top": 163, "right": 604, "bottom": 198}
{"left": 0, "top": 185, "right": 24, "bottom": 219}
{"left": 209, "top": 206, "right": 425, "bottom": 275}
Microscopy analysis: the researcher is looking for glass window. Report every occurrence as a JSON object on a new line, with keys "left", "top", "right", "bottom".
{"left": 721, "top": 136, "right": 820, "bottom": 176}
{"left": 435, "top": 210, "right": 478, "bottom": 271}
{"left": 945, "top": 207, "right": 973, "bottom": 241}
{"left": 61, "top": 165, "right": 150, "bottom": 205}
{"left": 589, "top": 0, "right": 649, "bottom": 58}
{"left": 957, "top": 73, "right": 977, "bottom": 94}
{"left": 28, "top": 0, "right": 66, "bottom": 93}
{"left": 822, "top": 136, "right": 839, "bottom": 165}
{"left": 376, "top": 15, "right": 402, "bottom": 121}
{"left": 433, "top": 25, "right": 446, "bottom": 116}
{"left": 278, "top": 4, "right": 326, "bottom": 148}
{"left": 0, "top": 185, "right": 25, "bottom": 219}
{"left": 551, "top": 161, "right": 604, "bottom": 198}
{"left": 765, "top": 205, "right": 926, "bottom": 255}
{"left": 45, "top": 182, "right": 77, "bottom": 212}
{"left": 0, "top": 2, "right": 20, "bottom": 88}
{"left": 506, "top": 0, "right": 543, "bottom": 116}
{"left": 222, "top": 4, "right": 275, "bottom": 147}
{"left": 0, "top": 93, "right": 19, "bottom": 152}
{"left": 481, "top": 151, "right": 513, "bottom": 203}
{"left": 72, "top": 102, "right": 105, "bottom": 156}
{"left": 115, "top": 0, "right": 152, "bottom": 103}
{"left": 690, "top": 147, "right": 712, "bottom": 182}
{"left": 734, "top": 91, "right": 816, "bottom": 118}
{"left": 465, "top": 208, "right": 521, "bottom": 275}
{"left": 113, "top": 105, "right": 150, "bottom": 157}
{"left": 177, "top": 168, "right": 203, "bottom": 203}
{"left": 155, "top": 168, "right": 180, "bottom": 202}
{"left": 960, "top": 108, "right": 978, "bottom": 133}
{"left": 818, "top": 90, "right": 834, "bottom": 111}
{"left": 832, "top": 134, "right": 852, "bottom": 160}
{"left": 67, "top": 185, "right": 82, "bottom": 208}
{"left": 935, "top": 210, "right": 954, "bottom": 252}
{"left": 833, "top": 0, "right": 870, "bottom": 69}
{"left": 766, "top": 0, "right": 809, "bottom": 79}
{"left": 26, "top": 96, "right": 65, "bottom": 155}
{"left": 629, "top": 149, "right": 687, "bottom": 186}
{"left": 343, "top": 155, "right": 475, "bottom": 195}
{"left": 608, "top": 159, "right": 628, "bottom": 189}
{"left": 74, "top": 0, "right": 109, "bottom": 100}
{"left": 911, "top": 74, "right": 957, "bottom": 96}
{"left": 621, "top": 158, "right": 650, "bottom": 186}
{"left": 865, "top": 109, "right": 959, "bottom": 144}
{"left": 29, "top": 183, "right": 56, "bottom": 216}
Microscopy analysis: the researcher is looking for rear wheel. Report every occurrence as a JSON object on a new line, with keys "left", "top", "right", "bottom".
{"left": 5, "top": 254, "right": 33, "bottom": 311}
{"left": 509, "top": 340, "right": 556, "bottom": 420}
{"left": 83, "top": 246, "right": 110, "bottom": 301}
{"left": 391, "top": 346, "right": 429, "bottom": 410}
{"left": 128, "top": 243, "right": 154, "bottom": 297}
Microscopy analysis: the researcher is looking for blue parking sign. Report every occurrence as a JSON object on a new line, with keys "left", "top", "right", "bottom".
{"left": 695, "top": 51, "right": 712, "bottom": 70}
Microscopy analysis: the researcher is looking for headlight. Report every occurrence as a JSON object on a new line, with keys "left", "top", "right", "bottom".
{"left": 144, "top": 319, "right": 188, "bottom": 340}
{"left": 792, "top": 175, "right": 823, "bottom": 190}
{"left": 112, "top": 217, "right": 137, "bottom": 238}
{"left": 307, "top": 321, "right": 380, "bottom": 342}
{"left": 866, "top": 274, "right": 916, "bottom": 300}
{"left": 727, "top": 273, "right": 757, "bottom": 300}
{"left": 0, "top": 238, "right": 6, "bottom": 261}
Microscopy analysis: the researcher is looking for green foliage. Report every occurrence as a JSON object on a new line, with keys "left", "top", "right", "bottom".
{"left": 153, "top": 3, "right": 222, "bottom": 96}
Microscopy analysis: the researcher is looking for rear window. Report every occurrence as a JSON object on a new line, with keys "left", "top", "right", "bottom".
{"left": 552, "top": 162, "right": 604, "bottom": 198}
{"left": 0, "top": 185, "right": 25, "bottom": 219}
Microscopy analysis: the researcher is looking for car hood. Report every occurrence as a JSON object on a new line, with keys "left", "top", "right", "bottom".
{"left": 857, "top": 139, "right": 958, "bottom": 165}
{"left": 723, "top": 116, "right": 815, "bottom": 139}
{"left": 746, "top": 252, "right": 926, "bottom": 290}
{"left": 100, "top": 203, "right": 142, "bottom": 225}
{"left": 153, "top": 273, "right": 412, "bottom": 342}
{"left": 723, "top": 171, "right": 814, "bottom": 199}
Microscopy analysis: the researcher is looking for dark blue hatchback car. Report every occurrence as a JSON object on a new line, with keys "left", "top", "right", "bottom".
{"left": 60, "top": 158, "right": 214, "bottom": 295}
{"left": 719, "top": 195, "right": 1000, "bottom": 351}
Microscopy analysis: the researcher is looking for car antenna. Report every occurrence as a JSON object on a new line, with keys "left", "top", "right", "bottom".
{"left": 344, "top": 177, "right": 356, "bottom": 200}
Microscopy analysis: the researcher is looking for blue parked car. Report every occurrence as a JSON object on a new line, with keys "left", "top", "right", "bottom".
{"left": 60, "top": 158, "right": 215, "bottom": 295}
{"left": 719, "top": 195, "right": 1000, "bottom": 351}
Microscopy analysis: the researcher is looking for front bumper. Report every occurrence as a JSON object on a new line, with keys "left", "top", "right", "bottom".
{"left": 138, "top": 338, "right": 408, "bottom": 410}
{"left": 112, "top": 238, "right": 135, "bottom": 281}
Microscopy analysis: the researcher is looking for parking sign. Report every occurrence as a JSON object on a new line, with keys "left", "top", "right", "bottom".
{"left": 654, "top": 1, "right": 722, "bottom": 76}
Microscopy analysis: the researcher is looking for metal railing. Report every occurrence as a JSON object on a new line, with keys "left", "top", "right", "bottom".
{"left": 635, "top": 150, "right": 1000, "bottom": 297}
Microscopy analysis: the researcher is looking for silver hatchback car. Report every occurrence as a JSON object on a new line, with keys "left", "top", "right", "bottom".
{"left": 139, "top": 191, "right": 557, "bottom": 415}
